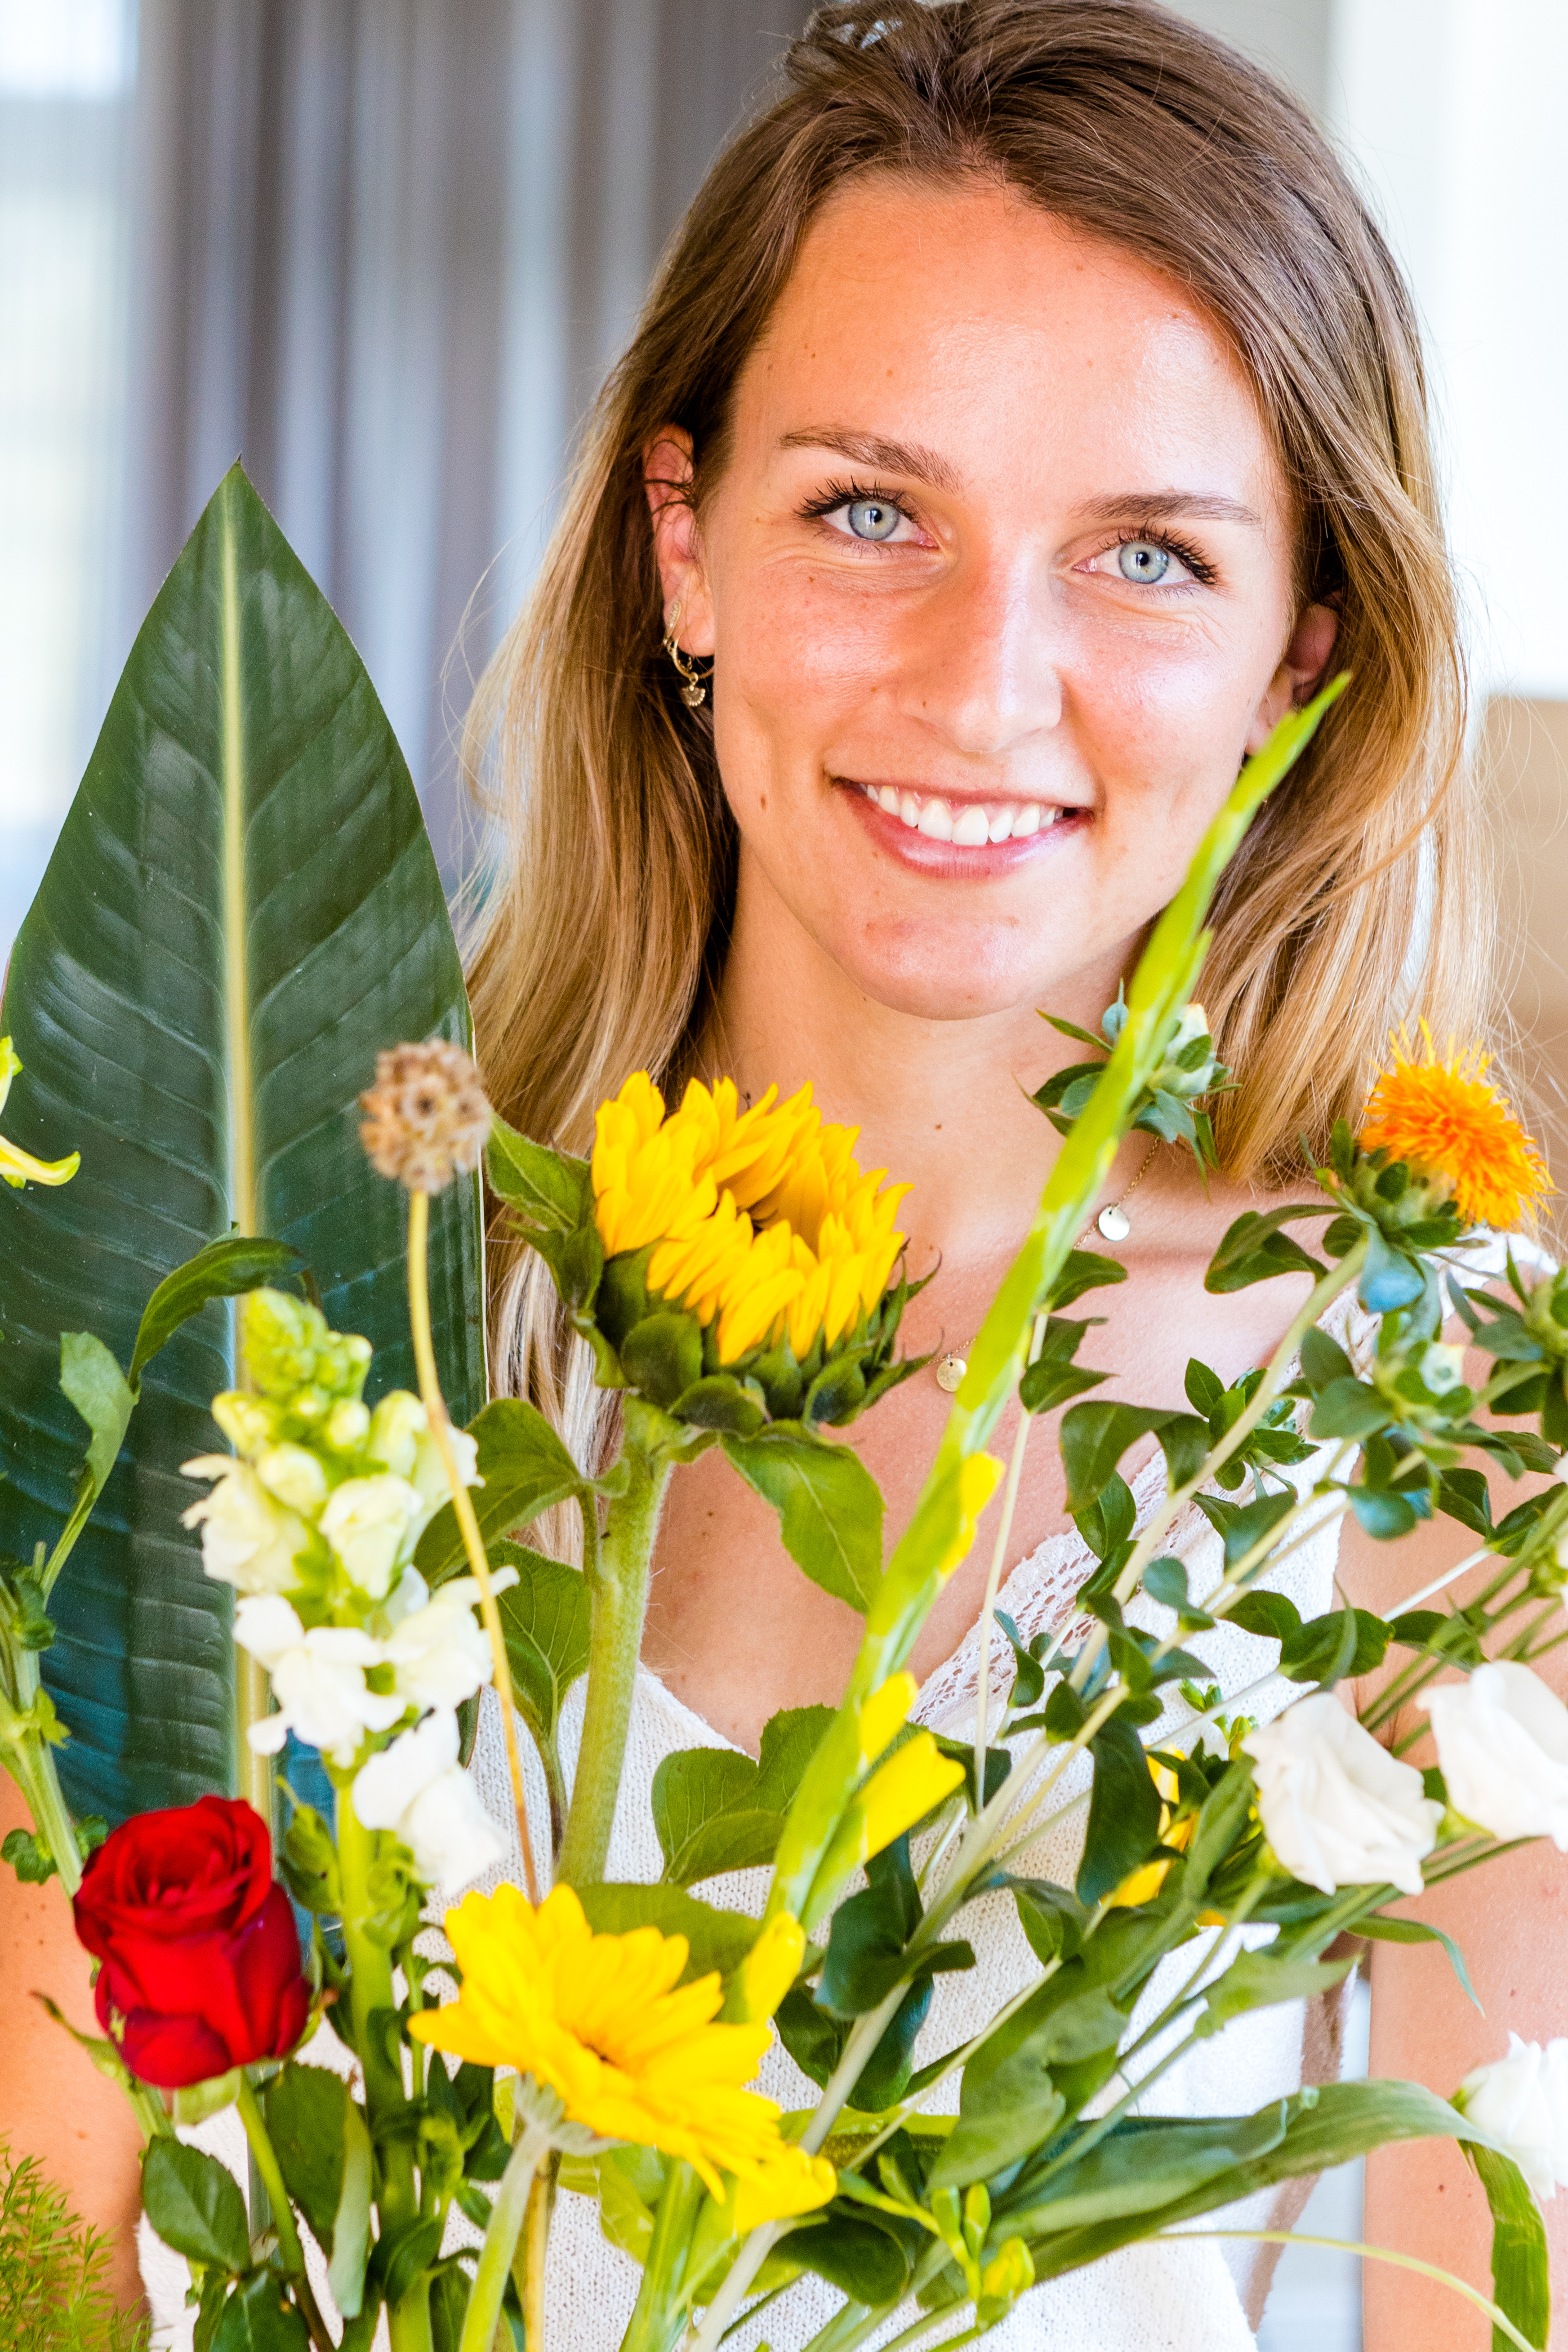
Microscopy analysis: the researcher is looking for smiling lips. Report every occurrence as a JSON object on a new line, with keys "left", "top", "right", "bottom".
{"left": 848, "top": 779, "right": 1074, "bottom": 844}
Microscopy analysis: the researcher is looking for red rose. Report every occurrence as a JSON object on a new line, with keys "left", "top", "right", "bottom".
{"left": 72, "top": 1795, "right": 310, "bottom": 2088}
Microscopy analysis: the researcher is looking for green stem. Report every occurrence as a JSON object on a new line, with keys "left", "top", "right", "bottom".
{"left": 511, "top": 2153, "right": 558, "bottom": 2350}
{"left": 2, "top": 1653, "right": 82, "bottom": 1897}
{"left": 462, "top": 2121, "right": 551, "bottom": 2352}
{"left": 973, "top": 1316, "right": 1043, "bottom": 1802}
{"left": 236, "top": 2073, "right": 332, "bottom": 2351}
{"left": 336, "top": 1788, "right": 430, "bottom": 2352}
{"left": 556, "top": 1397, "right": 675, "bottom": 1890}
{"left": 626, "top": 2164, "right": 705, "bottom": 2352}
{"left": 1171, "top": 2228, "right": 1536, "bottom": 2351}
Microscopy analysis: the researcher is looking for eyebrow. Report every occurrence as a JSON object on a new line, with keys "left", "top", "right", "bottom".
{"left": 778, "top": 436, "right": 1263, "bottom": 531}
{"left": 777, "top": 427, "right": 964, "bottom": 493}
{"left": 1071, "top": 491, "right": 1263, "bottom": 529}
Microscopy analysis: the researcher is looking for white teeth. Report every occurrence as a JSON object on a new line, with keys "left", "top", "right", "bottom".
{"left": 857, "top": 782, "right": 1068, "bottom": 842}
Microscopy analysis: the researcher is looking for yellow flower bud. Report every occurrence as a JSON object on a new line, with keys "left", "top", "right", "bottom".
{"left": 978, "top": 2235, "right": 1035, "bottom": 2323}
{"left": 729, "top": 2145, "right": 836, "bottom": 2235}
{"left": 856, "top": 1672, "right": 916, "bottom": 1767}
{"left": 856, "top": 1731, "right": 965, "bottom": 1863}
{"left": 733, "top": 1911, "right": 805, "bottom": 2023}
{"left": 935, "top": 1453, "right": 1004, "bottom": 1582}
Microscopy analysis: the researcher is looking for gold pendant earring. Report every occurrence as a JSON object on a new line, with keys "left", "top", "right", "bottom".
{"left": 662, "top": 601, "right": 707, "bottom": 708}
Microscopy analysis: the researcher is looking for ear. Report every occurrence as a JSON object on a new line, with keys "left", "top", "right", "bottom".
{"left": 1245, "top": 601, "right": 1340, "bottom": 754}
{"left": 644, "top": 427, "right": 715, "bottom": 656}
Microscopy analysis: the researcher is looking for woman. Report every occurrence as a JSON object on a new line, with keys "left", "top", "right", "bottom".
{"left": 457, "top": 4, "right": 1561, "bottom": 2346}
{"left": 10, "top": 3, "right": 1553, "bottom": 2344}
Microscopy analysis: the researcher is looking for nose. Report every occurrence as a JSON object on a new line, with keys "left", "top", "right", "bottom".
{"left": 898, "top": 547, "right": 1063, "bottom": 759}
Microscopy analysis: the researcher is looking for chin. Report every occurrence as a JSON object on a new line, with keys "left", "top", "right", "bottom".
{"left": 831, "top": 917, "right": 1063, "bottom": 1024}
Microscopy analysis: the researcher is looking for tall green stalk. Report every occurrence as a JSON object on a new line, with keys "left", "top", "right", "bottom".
{"left": 556, "top": 1396, "right": 677, "bottom": 1890}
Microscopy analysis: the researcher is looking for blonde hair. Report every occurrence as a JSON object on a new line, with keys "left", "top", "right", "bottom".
{"left": 462, "top": 0, "right": 1488, "bottom": 1512}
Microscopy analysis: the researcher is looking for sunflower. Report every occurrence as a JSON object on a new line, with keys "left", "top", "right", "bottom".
{"left": 593, "top": 1073, "right": 910, "bottom": 1369}
{"left": 1357, "top": 1027, "right": 1550, "bottom": 1230}
{"left": 410, "top": 1883, "right": 832, "bottom": 2207}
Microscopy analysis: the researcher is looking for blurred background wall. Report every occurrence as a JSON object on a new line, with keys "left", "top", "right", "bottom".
{"left": 3, "top": 3, "right": 1564, "bottom": 2342}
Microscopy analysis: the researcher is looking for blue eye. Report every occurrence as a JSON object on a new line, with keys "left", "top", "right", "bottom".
{"left": 1117, "top": 540, "right": 1171, "bottom": 583}
{"left": 846, "top": 497, "right": 901, "bottom": 541}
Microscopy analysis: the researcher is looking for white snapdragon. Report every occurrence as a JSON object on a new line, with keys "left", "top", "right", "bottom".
{"left": 367, "top": 1392, "right": 482, "bottom": 1539}
{"left": 235, "top": 1594, "right": 407, "bottom": 1765}
{"left": 384, "top": 1571, "right": 513, "bottom": 1712}
{"left": 1421, "top": 1662, "right": 1568, "bottom": 1849}
{"left": 352, "top": 1708, "right": 503, "bottom": 1892}
{"left": 1456, "top": 2035, "right": 1568, "bottom": 2203}
{"left": 253, "top": 1443, "right": 329, "bottom": 1516}
{"left": 1242, "top": 1691, "right": 1444, "bottom": 1896}
{"left": 180, "top": 1456, "right": 313, "bottom": 1596}
{"left": 319, "top": 1473, "right": 422, "bottom": 1601}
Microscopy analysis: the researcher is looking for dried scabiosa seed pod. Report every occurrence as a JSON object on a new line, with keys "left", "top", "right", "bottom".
{"left": 359, "top": 1037, "right": 492, "bottom": 1194}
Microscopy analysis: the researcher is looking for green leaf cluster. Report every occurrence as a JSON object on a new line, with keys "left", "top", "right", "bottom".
{"left": 652, "top": 1706, "right": 832, "bottom": 1886}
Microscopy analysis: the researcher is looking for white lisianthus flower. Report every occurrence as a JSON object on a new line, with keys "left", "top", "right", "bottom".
{"left": 1421, "top": 1662, "right": 1568, "bottom": 1849}
{"left": 319, "top": 1473, "right": 421, "bottom": 1600}
{"left": 234, "top": 1594, "right": 407, "bottom": 1765}
{"left": 180, "top": 1456, "right": 313, "bottom": 1596}
{"left": 1242, "top": 1691, "right": 1444, "bottom": 1896}
{"left": 352, "top": 1708, "right": 503, "bottom": 1892}
{"left": 384, "top": 1571, "right": 516, "bottom": 1710}
{"left": 1456, "top": 2034, "right": 1568, "bottom": 2203}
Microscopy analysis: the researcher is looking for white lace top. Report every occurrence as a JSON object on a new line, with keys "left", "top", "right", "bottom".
{"left": 142, "top": 1288, "right": 1375, "bottom": 2351}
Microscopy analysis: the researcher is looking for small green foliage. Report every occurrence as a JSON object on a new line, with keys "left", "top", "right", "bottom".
{"left": 0, "top": 2141, "right": 150, "bottom": 2352}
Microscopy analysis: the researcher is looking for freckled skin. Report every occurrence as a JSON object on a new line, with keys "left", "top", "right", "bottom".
{"left": 643, "top": 177, "right": 1335, "bottom": 1741}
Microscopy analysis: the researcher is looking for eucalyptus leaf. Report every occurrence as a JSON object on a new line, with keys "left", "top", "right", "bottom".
{"left": 0, "top": 464, "right": 482, "bottom": 1822}
{"left": 652, "top": 1748, "right": 778, "bottom": 1887}
{"left": 1076, "top": 1716, "right": 1162, "bottom": 1906}
{"left": 719, "top": 1424, "right": 883, "bottom": 1610}
{"left": 211, "top": 2273, "right": 311, "bottom": 2352}
{"left": 141, "top": 2137, "right": 249, "bottom": 2273}
{"left": 492, "top": 1545, "right": 591, "bottom": 1744}
{"left": 416, "top": 1399, "right": 584, "bottom": 1581}
{"left": 577, "top": 1882, "right": 759, "bottom": 1982}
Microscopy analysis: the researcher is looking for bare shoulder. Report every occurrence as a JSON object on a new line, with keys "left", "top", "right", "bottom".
{"left": 0, "top": 1776, "right": 145, "bottom": 2308}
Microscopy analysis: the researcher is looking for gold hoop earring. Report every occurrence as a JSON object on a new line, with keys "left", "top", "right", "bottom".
{"left": 662, "top": 602, "right": 707, "bottom": 708}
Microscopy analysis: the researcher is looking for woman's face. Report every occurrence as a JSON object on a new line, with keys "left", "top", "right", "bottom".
{"left": 648, "top": 173, "right": 1336, "bottom": 1023}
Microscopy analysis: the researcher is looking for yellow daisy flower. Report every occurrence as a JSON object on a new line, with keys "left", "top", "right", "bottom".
{"left": 409, "top": 1883, "right": 821, "bottom": 2201}
{"left": 1357, "top": 1027, "right": 1550, "bottom": 1230}
{"left": 0, "top": 1037, "right": 79, "bottom": 1191}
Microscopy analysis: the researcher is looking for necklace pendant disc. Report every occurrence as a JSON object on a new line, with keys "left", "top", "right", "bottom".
{"left": 936, "top": 1352, "right": 968, "bottom": 1393}
{"left": 1097, "top": 1202, "right": 1131, "bottom": 1242}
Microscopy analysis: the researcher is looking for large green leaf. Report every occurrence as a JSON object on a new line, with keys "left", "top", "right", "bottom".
{"left": 0, "top": 465, "right": 483, "bottom": 1822}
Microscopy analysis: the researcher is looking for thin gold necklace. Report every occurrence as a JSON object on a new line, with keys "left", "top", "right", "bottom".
{"left": 933, "top": 1135, "right": 1162, "bottom": 1392}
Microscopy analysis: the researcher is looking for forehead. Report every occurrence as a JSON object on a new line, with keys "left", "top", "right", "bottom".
{"left": 732, "top": 172, "right": 1281, "bottom": 515}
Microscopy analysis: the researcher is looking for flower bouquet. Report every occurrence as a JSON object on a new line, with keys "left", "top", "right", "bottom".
{"left": 5, "top": 469, "right": 1568, "bottom": 2352}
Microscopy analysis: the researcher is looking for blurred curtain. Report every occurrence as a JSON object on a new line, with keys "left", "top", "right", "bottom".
{"left": 121, "top": 0, "right": 799, "bottom": 881}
